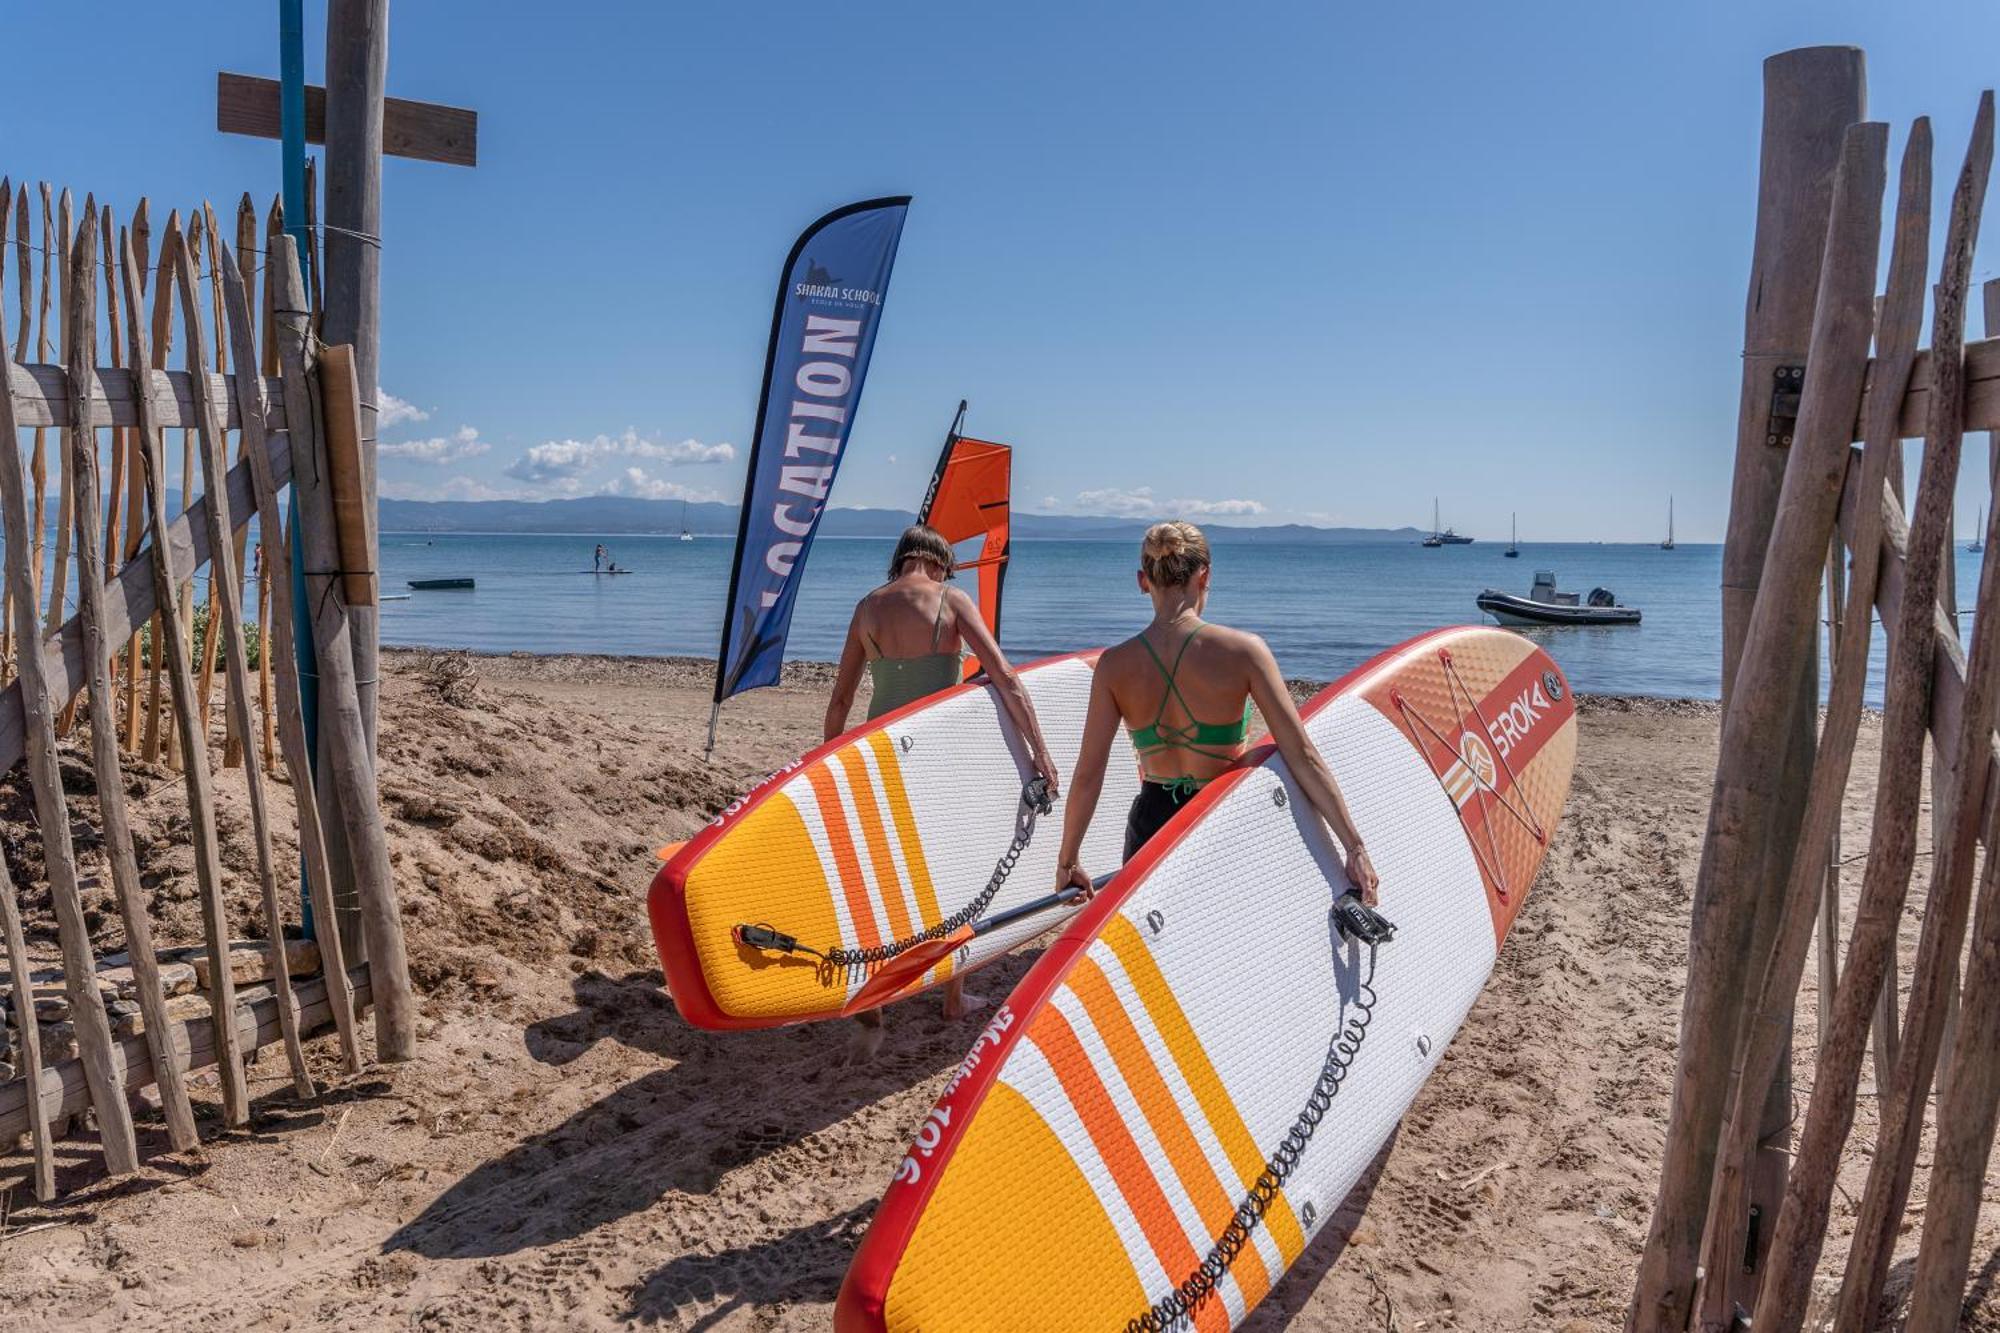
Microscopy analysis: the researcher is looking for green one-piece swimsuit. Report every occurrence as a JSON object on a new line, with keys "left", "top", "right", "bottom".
{"left": 865, "top": 592, "right": 964, "bottom": 720}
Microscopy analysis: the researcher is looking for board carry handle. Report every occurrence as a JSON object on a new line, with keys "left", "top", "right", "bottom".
{"left": 839, "top": 873, "right": 1114, "bottom": 1016}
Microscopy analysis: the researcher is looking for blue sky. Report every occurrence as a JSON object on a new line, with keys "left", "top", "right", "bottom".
{"left": 7, "top": 1, "right": 2000, "bottom": 541}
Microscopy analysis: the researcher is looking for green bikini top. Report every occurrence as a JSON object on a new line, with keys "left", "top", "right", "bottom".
{"left": 1130, "top": 624, "right": 1252, "bottom": 794}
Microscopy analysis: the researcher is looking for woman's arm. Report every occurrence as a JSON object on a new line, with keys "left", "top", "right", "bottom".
{"left": 824, "top": 613, "right": 869, "bottom": 742}
{"left": 1242, "top": 634, "right": 1379, "bottom": 903}
{"left": 951, "top": 588, "right": 1060, "bottom": 797}
{"left": 1055, "top": 665, "right": 1123, "bottom": 896}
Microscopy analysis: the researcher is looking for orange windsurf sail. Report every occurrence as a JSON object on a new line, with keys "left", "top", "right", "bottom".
{"left": 918, "top": 403, "right": 1011, "bottom": 678}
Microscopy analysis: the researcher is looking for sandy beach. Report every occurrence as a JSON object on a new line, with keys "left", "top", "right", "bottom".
{"left": 0, "top": 648, "right": 1991, "bottom": 1331}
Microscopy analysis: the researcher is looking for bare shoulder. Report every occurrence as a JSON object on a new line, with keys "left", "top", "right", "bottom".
{"left": 943, "top": 583, "right": 980, "bottom": 618}
{"left": 1204, "top": 622, "right": 1273, "bottom": 662}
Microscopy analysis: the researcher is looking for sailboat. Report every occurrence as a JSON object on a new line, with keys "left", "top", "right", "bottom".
{"left": 1422, "top": 498, "right": 1473, "bottom": 547}
{"left": 1971, "top": 506, "right": 1985, "bottom": 554}
{"left": 1505, "top": 513, "right": 1520, "bottom": 558}
{"left": 1661, "top": 496, "right": 1676, "bottom": 551}
{"left": 679, "top": 500, "right": 694, "bottom": 542}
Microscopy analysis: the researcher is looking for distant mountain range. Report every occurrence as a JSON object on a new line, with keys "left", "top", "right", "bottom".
{"left": 377, "top": 496, "right": 1430, "bottom": 544}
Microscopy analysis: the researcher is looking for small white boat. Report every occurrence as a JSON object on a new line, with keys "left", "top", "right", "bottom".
{"left": 1661, "top": 496, "right": 1676, "bottom": 551}
{"left": 1478, "top": 570, "right": 1640, "bottom": 627}
{"left": 1971, "top": 506, "right": 1985, "bottom": 554}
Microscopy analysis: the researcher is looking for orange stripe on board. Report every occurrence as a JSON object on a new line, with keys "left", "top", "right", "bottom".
{"left": 865, "top": 732, "right": 953, "bottom": 982}
{"left": 836, "top": 748, "right": 916, "bottom": 943}
{"left": 804, "top": 765, "right": 884, "bottom": 951}
{"left": 1070, "top": 958, "right": 1275, "bottom": 1307}
{"left": 1101, "top": 914, "right": 1308, "bottom": 1264}
{"left": 867, "top": 731, "right": 943, "bottom": 929}
{"left": 1031, "top": 1008, "right": 1230, "bottom": 1333}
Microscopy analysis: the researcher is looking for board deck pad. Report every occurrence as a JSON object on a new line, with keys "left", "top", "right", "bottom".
{"left": 650, "top": 653, "right": 1141, "bottom": 1029}
{"left": 837, "top": 626, "right": 1576, "bottom": 1331}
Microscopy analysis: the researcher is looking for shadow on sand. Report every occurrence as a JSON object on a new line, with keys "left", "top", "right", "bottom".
{"left": 383, "top": 962, "right": 1032, "bottom": 1264}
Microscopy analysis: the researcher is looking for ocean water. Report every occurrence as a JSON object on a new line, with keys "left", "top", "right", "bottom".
{"left": 376, "top": 531, "right": 1980, "bottom": 703}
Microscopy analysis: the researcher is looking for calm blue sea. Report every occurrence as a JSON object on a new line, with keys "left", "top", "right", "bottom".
{"left": 375, "top": 532, "right": 1978, "bottom": 703}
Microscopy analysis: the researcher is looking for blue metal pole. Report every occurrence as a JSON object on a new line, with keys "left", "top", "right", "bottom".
{"left": 280, "top": 0, "right": 320, "bottom": 937}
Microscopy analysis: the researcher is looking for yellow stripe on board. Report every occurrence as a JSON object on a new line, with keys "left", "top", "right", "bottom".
{"left": 836, "top": 747, "right": 917, "bottom": 944}
{"left": 1100, "top": 914, "right": 1308, "bottom": 1264}
{"left": 868, "top": 731, "right": 943, "bottom": 928}
{"left": 866, "top": 731, "right": 954, "bottom": 981}
{"left": 887, "top": 1083, "right": 1146, "bottom": 1333}
{"left": 1069, "top": 957, "right": 1275, "bottom": 1308}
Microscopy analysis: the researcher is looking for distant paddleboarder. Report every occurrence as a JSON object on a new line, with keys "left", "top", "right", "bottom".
{"left": 825, "top": 524, "right": 1062, "bottom": 1057}
{"left": 594, "top": 543, "right": 609, "bottom": 573}
{"left": 1057, "top": 520, "right": 1378, "bottom": 900}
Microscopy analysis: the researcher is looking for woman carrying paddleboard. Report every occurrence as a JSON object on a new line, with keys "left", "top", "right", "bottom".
{"left": 826, "top": 524, "right": 1062, "bottom": 1046}
{"left": 1057, "top": 519, "right": 1378, "bottom": 900}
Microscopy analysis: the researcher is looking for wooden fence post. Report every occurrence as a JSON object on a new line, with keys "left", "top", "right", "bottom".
{"left": 170, "top": 240, "right": 315, "bottom": 1100}
{"left": 69, "top": 221, "right": 202, "bottom": 1152}
{"left": 1833, "top": 91, "right": 1997, "bottom": 1330}
{"left": 271, "top": 237, "right": 414, "bottom": 1061}
{"left": 1628, "top": 47, "right": 1866, "bottom": 1332}
{"left": 0, "top": 202, "right": 141, "bottom": 1177}
{"left": 218, "top": 241, "right": 361, "bottom": 1073}
{"left": 1693, "top": 115, "right": 1926, "bottom": 1319}
{"left": 118, "top": 226, "right": 251, "bottom": 1128}
{"left": 1753, "top": 98, "right": 1993, "bottom": 1333}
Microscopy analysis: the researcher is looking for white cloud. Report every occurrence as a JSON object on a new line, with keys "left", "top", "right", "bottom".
{"left": 600, "top": 467, "right": 722, "bottom": 503}
{"left": 381, "top": 473, "right": 520, "bottom": 502}
{"left": 503, "top": 429, "right": 735, "bottom": 486}
{"left": 1069, "top": 486, "right": 1267, "bottom": 519}
{"left": 380, "top": 425, "right": 490, "bottom": 465}
{"left": 885, "top": 453, "right": 898, "bottom": 465}
{"left": 378, "top": 390, "right": 430, "bottom": 429}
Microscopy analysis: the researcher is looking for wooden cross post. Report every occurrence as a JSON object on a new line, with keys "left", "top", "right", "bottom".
{"left": 217, "top": 12, "right": 477, "bottom": 962}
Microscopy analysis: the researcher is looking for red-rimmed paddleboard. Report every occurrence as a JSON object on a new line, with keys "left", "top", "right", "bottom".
{"left": 649, "top": 652, "right": 1141, "bottom": 1030}
{"left": 837, "top": 626, "right": 1576, "bottom": 1330}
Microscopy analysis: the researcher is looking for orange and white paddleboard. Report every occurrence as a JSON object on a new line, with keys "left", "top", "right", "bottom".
{"left": 837, "top": 626, "right": 1576, "bottom": 1331}
{"left": 649, "top": 652, "right": 1141, "bottom": 1030}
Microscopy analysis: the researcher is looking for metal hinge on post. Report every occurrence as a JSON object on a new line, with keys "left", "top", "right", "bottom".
{"left": 1767, "top": 365, "right": 1805, "bottom": 446}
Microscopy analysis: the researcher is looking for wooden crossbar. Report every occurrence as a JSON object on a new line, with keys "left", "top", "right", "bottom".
{"left": 1837, "top": 451, "right": 2000, "bottom": 834}
{"left": 0, "top": 425, "right": 292, "bottom": 777}
{"left": 1856, "top": 334, "right": 2000, "bottom": 438}
{"left": 5, "top": 362, "right": 283, "bottom": 432}
{"left": 0, "top": 964, "right": 372, "bottom": 1143}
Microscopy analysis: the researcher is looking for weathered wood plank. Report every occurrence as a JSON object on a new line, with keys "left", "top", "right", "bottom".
{"left": 1759, "top": 97, "right": 1994, "bottom": 1333}
{"left": 172, "top": 240, "right": 314, "bottom": 1100}
{"left": 1, "top": 361, "right": 281, "bottom": 431}
{"left": 215, "top": 71, "right": 477, "bottom": 167}
{"left": 0, "top": 964, "right": 373, "bottom": 1143}
{"left": 123, "top": 228, "right": 250, "bottom": 1126}
{"left": 220, "top": 241, "right": 361, "bottom": 1073}
{"left": 0, "top": 205, "right": 142, "bottom": 1178}
{"left": 0, "top": 420, "right": 290, "bottom": 779}
{"left": 70, "top": 227, "right": 201, "bottom": 1152}
{"left": 273, "top": 239, "right": 415, "bottom": 1062}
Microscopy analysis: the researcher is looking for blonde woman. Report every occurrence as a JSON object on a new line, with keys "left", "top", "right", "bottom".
{"left": 826, "top": 525, "right": 1060, "bottom": 1050}
{"left": 1055, "top": 520, "right": 1378, "bottom": 900}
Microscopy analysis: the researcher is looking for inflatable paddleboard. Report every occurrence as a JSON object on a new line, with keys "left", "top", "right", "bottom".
{"left": 837, "top": 626, "right": 1575, "bottom": 1331}
{"left": 649, "top": 652, "right": 1141, "bottom": 1030}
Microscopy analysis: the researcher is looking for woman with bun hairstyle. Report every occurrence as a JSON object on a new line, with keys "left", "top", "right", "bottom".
{"left": 826, "top": 524, "right": 1060, "bottom": 1045}
{"left": 1055, "top": 519, "right": 1378, "bottom": 901}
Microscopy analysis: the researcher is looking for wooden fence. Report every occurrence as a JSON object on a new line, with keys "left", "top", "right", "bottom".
{"left": 1630, "top": 47, "right": 2000, "bottom": 1333}
{"left": 0, "top": 173, "right": 410, "bottom": 1202}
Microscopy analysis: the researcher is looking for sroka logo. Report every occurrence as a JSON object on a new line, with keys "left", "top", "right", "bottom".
{"left": 1458, "top": 731, "right": 1497, "bottom": 788}
{"left": 1486, "top": 681, "right": 1552, "bottom": 760}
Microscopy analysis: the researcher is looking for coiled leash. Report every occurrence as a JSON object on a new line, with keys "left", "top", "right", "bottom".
{"left": 733, "top": 775, "right": 1056, "bottom": 983}
{"left": 1127, "top": 892, "right": 1397, "bottom": 1333}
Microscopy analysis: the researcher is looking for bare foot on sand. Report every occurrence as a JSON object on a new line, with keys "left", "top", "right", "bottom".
{"left": 942, "top": 979, "right": 991, "bottom": 1020}
{"left": 845, "top": 1009, "right": 886, "bottom": 1064}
